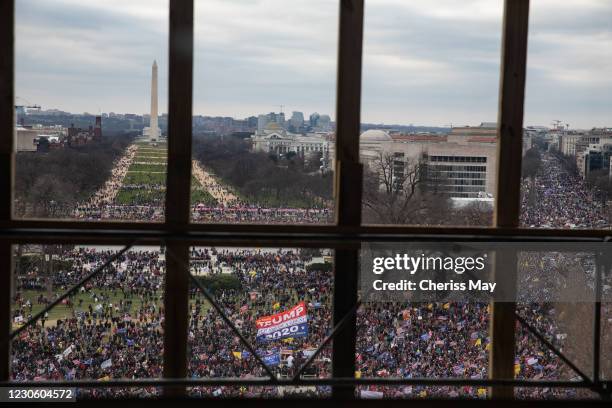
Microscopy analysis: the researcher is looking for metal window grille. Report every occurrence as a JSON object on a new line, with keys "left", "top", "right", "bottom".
{"left": 1, "top": 0, "right": 610, "bottom": 402}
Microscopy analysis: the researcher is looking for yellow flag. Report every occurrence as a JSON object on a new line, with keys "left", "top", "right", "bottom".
{"left": 443, "top": 303, "right": 450, "bottom": 310}
{"left": 485, "top": 342, "right": 491, "bottom": 351}
{"left": 355, "top": 371, "right": 361, "bottom": 379}
{"left": 477, "top": 388, "right": 487, "bottom": 397}
{"left": 273, "top": 302, "right": 280, "bottom": 310}
{"left": 475, "top": 338, "right": 482, "bottom": 346}
{"left": 419, "top": 390, "right": 427, "bottom": 398}
{"left": 514, "top": 363, "right": 521, "bottom": 376}
{"left": 232, "top": 351, "right": 242, "bottom": 359}
{"left": 282, "top": 337, "right": 294, "bottom": 343}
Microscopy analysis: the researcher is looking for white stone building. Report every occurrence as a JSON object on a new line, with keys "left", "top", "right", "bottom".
{"left": 251, "top": 124, "right": 334, "bottom": 170}
{"left": 358, "top": 126, "right": 497, "bottom": 201}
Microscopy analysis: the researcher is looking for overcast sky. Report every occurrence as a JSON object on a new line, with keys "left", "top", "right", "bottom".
{"left": 15, "top": 0, "right": 611, "bottom": 128}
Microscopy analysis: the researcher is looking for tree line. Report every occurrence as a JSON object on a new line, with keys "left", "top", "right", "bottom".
{"left": 192, "top": 135, "right": 333, "bottom": 208}
{"left": 14, "top": 133, "right": 134, "bottom": 218}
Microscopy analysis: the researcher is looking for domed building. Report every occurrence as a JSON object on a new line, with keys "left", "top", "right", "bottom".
{"left": 359, "top": 129, "right": 393, "bottom": 162}
{"left": 357, "top": 125, "right": 497, "bottom": 201}
{"left": 360, "top": 129, "right": 393, "bottom": 143}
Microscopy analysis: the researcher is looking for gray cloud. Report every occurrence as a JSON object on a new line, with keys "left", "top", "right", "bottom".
{"left": 15, "top": 0, "right": 611, "bottom": 128}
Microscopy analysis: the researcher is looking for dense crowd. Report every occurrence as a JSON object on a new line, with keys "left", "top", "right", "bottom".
{"left": 187, "top": 248, "right": 332, "bottom": 397}
{"left": 192, "top": 160, "right": 239, "bottom": 206}
{"left": 356, "top": 302, "right": 489, "bottom": 398}
{"left": 10, "top": 143, "right": 612, "bottom": 400}
{"left": 520, "top": 151, "right": 609, "bottom": 228}
{"left": 12, "top": 245, "right": 607, "bottom": 400}
{"left": 73, "top": 144, "right": 169, "bottom": 220}
{"left": 192, "top": 206, "right": 333, "bottom": 224}
{"left": 12, "top": 248, "right": 164, "bottom": 398}
{"left": 73, "top": 145, "right": 138, "bottom": 219}
{"left": 69, "top": 144, "right": 333, "bottom": 223}
{"left": 11, "top": 247, "right": 334, "bottom": 398}
{"left": 73, "top": 205, "right": 164, "bottom": 221}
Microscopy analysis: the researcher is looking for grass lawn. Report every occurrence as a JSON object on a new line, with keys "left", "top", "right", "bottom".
{"left": 136, "top": 145, "right": 167, "bottom": 150}
{"left": 128, "top": 163, "right": 167, "bottom": 172}
{"left": 124, "top": 172, "right": 167, "bottom": 185}
{"left": 133, "top": 155, "right": 168, "bottom": 164}
{"left": 136, "top": 149, "right": 167, "bottom": 156}
{"left": 15, "top": 289, "right": 163, "bottom": 323}
{"left": 135, "top": 141, "right": 167, "bottom": 148}
{"left": 134, "top": 155, "right": 167, "bottom": 161}
{"left": 122, "top": 174, "right": 199, "bottom": 186}
{"left": 115, "top": 189, "right": 165, "bottom": 205}
{"left": 13, "top": 288, "right": 212, "bottom": 328}
{"left": 191, "top": 189, "right": 218, "bottom": 206}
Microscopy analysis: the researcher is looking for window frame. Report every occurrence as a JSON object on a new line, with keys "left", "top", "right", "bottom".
{"left": 0, "top": 0, "right": 609, "bottom": 401}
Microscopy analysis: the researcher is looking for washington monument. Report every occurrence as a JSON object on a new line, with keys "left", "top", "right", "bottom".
{"left": 143, "top": 60, "right": 160, "bottom": 143}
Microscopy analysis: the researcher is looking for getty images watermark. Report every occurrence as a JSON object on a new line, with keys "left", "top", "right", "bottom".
{"left": 360, "top": 242, "right": 612, "bottom": 303}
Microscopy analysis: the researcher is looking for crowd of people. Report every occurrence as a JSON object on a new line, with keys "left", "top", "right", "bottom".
{"left": 12, "top": 248, "right": 165, "bottom": 398}
{"left": 73, "top": 145, "right": 138, "bottom": 219}
{"left": 191, "top": 206, "right": 333, "bottom": 224}
{"left": 11, "top": 247, "right": 334, "bottom": 398}
{"left": 72, "top": 143, "right": 170, "bottom": 220}
{"left": 356, "top": 302, "right": 489, "bottom": 398}
{"left": 192, "top": 160, "right": 239, "bottom": 207}
{"left": 69, "top": 143, "right": 334, "bottom": 223}
{"left": 187, "top": 248, "right": 332, "bottom": 397}
{"left": 12, "top": 245, "right": 608, "bottom": 400}
{"left": 520, "top": 151, "right": 609, "bottom": 229}
{"left": 73, "top": 205, "right": 164, "bottom": 222}
{"left": 192, "top": 157, "right": 334, "bottom": 224}
{"left": 10, "top": 141, "right": 612, "bottom": 400}
{"left": 355, "top": 299, "right": 603, "bottom": 399}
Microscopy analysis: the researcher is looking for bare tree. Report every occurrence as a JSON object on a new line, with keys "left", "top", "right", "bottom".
{"left": 361, "top": 151, "right": 451, "bottom": 225}
{"left": 522, "top": 147, "right": 541, "bottom": 179}
{"left": 453, "top": 201, "right": 493, "bottom": 226}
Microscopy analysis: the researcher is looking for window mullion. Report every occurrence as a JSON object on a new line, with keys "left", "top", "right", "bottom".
{"left": 0, "top": 0, "right": 15, "bottom": 385}
{"left": 332, "top": 0, "right": 364, "bottom": 399}
{"left": 163, "top": 0, "right": 194, "bottom": 396}
{"left": 490, "top": 0, "right": 530, "bottom": 399}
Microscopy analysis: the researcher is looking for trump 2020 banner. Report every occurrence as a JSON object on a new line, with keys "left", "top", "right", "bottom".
{"left": 256, "top": 302, "right": 308, "bottom": 342}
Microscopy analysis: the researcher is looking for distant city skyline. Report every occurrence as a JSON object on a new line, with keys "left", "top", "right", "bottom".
{"left": 15, "top": 0, "right": 611, "bottom": 128}
{"left": 22, "top": 105, "right": 612, "bottom": 132}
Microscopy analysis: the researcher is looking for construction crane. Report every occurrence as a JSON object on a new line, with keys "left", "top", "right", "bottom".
{"left": 14, "top": 97, "right": 41, "bottom": 126}
{"left": 15, "top": 96, "right": 41, "bottom": 112}
{"left": 551, "top": 119, "right": 563, "bottom": 130}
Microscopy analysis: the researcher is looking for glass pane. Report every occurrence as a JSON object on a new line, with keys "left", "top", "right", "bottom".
{"left": 514, "top": 249, "right": 604, "bottom": 399}
{"left": 520, "top": 0, "right": 612, "bottom": 229}
{"left": 360, "top": 0, "right": 502, "bottom": 226}
{"left": 11, "top": 245, "right": 165, "bottom": 398}
{"left": 14, "top": 0, "right": 169, "bottom": 222}
{"left": 356, "top": 241, "right": 608, "bottom": 400}
{"left": 515, "top": 303, "right": 597, "bottom": 399}
{"left": 191, "top": 0, "right": 337, "bottom": 224}
{"left": 187, "top": 247, "right": 333, "bottom": 398}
